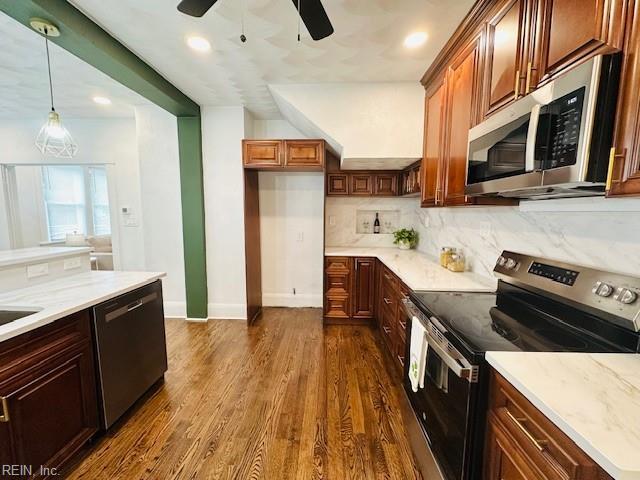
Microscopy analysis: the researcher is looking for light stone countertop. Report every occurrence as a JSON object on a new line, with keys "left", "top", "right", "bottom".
{"left": 325, "top": 246, "right": 496, "bottom": 292}
{"left": 486, "top": 351, "right": 640, "bottom": 480}
{"left": 0, "top": 270, "right": 165, "bottom": 343}
{"left": 0, "top": 246, "right": 92, "bottom": 268}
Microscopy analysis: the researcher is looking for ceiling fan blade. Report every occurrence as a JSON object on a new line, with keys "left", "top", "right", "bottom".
{"left": 177, "top": 0, "right": 219, "bottom": 17}
{"left": 291, "top": 0, "right": 334, "bottom": 41}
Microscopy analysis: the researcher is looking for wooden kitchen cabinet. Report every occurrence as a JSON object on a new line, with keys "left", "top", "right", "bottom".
{"left": 283, "top": 140, "right": 325, "bottom": 169}
{"left": 350, "top": 174, "right": 374, "bottom": 195}
{"left": 421, "top": 78, "right": 447, "bottom": 207}
{"left": 373, "top": 174, "right": 399, "bottom": 196}
{"left": 531, "top": 0, "right": 625, "bottom": 87}
{"left": 327, "top": 173, "right": 349, "bottom": 195}
{"left": 243, "top": 139, "right": 325, "bottom": 170}
{"left": 484, "top": 370, "right": 613, "bottom": 480}
{"left": 443, "top": 36, "right": 484, "bottom": 206}
{"left": 243, "top": 140, "right": 283, "bottom": 168}
{"left": 324, "top": 257, "right": 351, "bottom": 322}
{"left": 483, "top": 0, "right": 528, "bottom": 116}
{"left": 609, "top": 0, "right": 640, "bottom": 197}
{"left": 351, "top": 257, "right": 376, "bottom": 319}
{"left": 0, "top": 311, "right": 99, "bottom": 477}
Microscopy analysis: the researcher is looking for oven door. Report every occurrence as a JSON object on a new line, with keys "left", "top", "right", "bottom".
{"left": 403, "top": 311, "right": 480, "bottom": 480}
{"left": 466, "top": 102, "right": 543, "bottom": 196}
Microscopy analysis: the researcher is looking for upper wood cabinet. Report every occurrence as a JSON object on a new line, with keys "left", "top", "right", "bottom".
{"left": 243, "top": 140, "right": 282, "bottom": 169}
{"left": 444, "top": 37, "right": 484, "bottom": 206}
{"left": 609, "top": 0, "right": 640, "bottom": 197}
{"left": 283, "top": 140, "right": 325, "bottom": 169}
{"left": 532, "top": 0, "right": 625, "bottom": 87}
{"left": 484, "top": 0, "right": 528, "bottom": 116}
{"left": 243, "top": 139, "right": 325, "bottom": 170}
{"left": 421, "top": 78, "right": 447, "bottom": 207}
{"left": 327, "top": 173, "right": 348, "bottom": 195}
{"left": 373, "top": 174, "right": 398, "bottom": 196}
{"left": 350, "top": 174, "right": 374, "bottom": 195}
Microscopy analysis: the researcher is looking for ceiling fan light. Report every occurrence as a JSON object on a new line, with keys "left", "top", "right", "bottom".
{"left": 36, "top": 110, "right": 78, "bottom": 158}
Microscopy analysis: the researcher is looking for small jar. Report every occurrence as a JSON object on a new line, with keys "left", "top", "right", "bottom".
{"left": 440, "top": 247, "right": 454, "bottom": 268}
{"left": 447, "top": 251, "right": 466, "bottom": 272}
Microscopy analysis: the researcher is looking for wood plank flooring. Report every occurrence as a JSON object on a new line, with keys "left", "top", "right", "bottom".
{"left": 67, "top": 308, "right": 424, "bottom": 479}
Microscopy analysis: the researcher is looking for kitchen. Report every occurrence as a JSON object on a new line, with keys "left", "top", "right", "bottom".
{"left": 1, "top": 0, "right": 640, "bottom": 479}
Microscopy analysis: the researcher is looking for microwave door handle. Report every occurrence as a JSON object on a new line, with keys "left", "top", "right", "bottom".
{"left": 525, "top": 103, "right": 542, "bottom": 172}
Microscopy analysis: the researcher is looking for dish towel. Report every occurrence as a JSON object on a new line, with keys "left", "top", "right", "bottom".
{"left": 408, "top": 316, "right": 428, "bottom": 392}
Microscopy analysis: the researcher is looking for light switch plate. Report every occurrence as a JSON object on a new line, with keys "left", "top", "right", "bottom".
{"left": 27, "top": 263, "right": 49, "bottom": 279}
{"left": 64, "top": 257, "right": 82, "bottom": 270}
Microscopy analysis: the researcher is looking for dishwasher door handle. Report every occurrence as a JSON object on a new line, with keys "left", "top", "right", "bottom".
{"left": 104, "top": 292, "right": 158, "bottom": 323}
{"left": 127, "top": 300, "right": 143, "bottom": 312}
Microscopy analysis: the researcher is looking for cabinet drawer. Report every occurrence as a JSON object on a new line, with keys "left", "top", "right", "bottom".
{"left": 325, "top": 295, "right": 350, "bottom": 319}
{"left": 488, "top": 372, "right": 610, "bottom": 480}
{"left": 325, "top": 256, "right": 351, "bottom": 273}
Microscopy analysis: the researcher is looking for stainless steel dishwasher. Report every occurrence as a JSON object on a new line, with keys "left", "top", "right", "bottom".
{"left": 92, "top": 280, "right": 168, "bottom": 429}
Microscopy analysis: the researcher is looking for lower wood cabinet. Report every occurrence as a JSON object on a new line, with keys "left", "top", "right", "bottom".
{"left": 352, "top": 258, "right": 376, "bottom": 319}
{"left": 484, "top": 370, "right": 612, "bottom": 480}
{"left": 0, "top": 311, "right": 99, "bottom": 478}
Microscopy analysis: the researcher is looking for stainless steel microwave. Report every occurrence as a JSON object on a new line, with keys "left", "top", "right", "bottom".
{"left": 465, "top": 54, "right": 621, "bottom": 200}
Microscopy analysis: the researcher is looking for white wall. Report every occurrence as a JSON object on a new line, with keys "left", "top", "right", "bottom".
{"left": 201, "top": 106, "right": 253, "bottom": 319}
{"left": 259, "top": 172, "right": 324, "bottom": 307}
{"left": 251, "top": 119, "right": 305, "bottom": 139}
{"left": 269, "top": 83, "right": 424, "bottom": 167}
{"left": 135, "top": 105, "right": 186, "bottom": 318}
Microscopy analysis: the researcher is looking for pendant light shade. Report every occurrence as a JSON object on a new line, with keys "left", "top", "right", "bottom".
{"left": 35, "top": 110, "right": 78, "bottom": 158}
{"left": 34, "top": 21, "right": 78, "bottom": 158}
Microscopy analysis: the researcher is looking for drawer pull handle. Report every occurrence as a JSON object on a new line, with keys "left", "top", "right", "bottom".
{"left": 383, "top": 298, "right": 392, "bottom": 305}
{"left": 0, "top": 396, "right": 9, "bottom": 422}
{"left": 506, "top": 410, "right": 547, "bottom": 452}
{"left": 397, "top": 355, "right": 405, "bottom": 366}
{"left": 382, "top": 326, "right": 391, "bottom": 334}
{"left": 399, "top": 320, "right": 407, "bottom": 329}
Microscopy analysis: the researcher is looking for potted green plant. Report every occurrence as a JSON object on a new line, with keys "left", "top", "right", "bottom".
{"left": 392, "top": 228, "right": 419, "bottom": 250}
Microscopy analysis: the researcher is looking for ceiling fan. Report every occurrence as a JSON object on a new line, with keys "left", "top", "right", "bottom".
{"left": 177, "top": 0, "right": 334, "bottom": 41}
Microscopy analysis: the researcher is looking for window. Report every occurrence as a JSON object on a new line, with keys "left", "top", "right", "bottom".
{"left": 41, "top": 165, "right": 111, "bottom": 241}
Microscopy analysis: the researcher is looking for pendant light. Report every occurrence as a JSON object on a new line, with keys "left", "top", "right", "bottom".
{"left": 31, "top": 18, "right": 78, "bottom": 158}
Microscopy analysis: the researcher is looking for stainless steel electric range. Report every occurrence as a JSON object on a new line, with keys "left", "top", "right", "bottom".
{"left": 402, "top": 251, "right": 640, "bottom": 480}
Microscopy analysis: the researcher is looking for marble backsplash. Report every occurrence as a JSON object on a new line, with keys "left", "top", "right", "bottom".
{"left": 325, "top": 197, "right": 418, "bottom": 248}
{"left": 413, "top": 202, "right": 640, "bottom": 280}
{"left": 327, "top": 195, "right": 640, "bottom": 281}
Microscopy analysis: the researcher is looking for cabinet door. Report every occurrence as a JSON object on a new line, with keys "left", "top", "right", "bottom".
{"left": 324, "top": 257, "right": 351, "bottom": 321}
{"left": 443, "top": 36, "right": 483, "bottom": 206}
{"left": 243, "top": 140, "right": 283, "bottom": 168}
{"left": 609, "top": 0, "right": 640, "bottom": 197}
{"left": 284, "top": 140, "right": 324, "bottom": 169}
{"left": 351, "top": 258, "right": 376, "bottom": 319}
{"left": 485, "top": 415, "right": 539, "bottom": 480}
{"left": 483, "top": 0, "right": 528, "bottom": 116}
{"left": 327, "top": 173, "right": 348, "bottom": 195}
{"left": 0, "top": 345, "right": 98, "bottom": 475}
{"left": 350, "top": 174, "right": 373, "bottom": 195}
{"left": 533, "top": 0, "right": 624, "bottom": 86}
{"left": 421, "top": 79, "right": 447, "bottom": 207}
{"left": 373, "top": 174, "right": 398, "bottom": 196}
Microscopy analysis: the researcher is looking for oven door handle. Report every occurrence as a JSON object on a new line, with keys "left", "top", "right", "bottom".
{"left": 525, "top": 103, "right": 542, "bottom": 172}
{"left": 424, "top": 331, "right": 477, "bottom": 383}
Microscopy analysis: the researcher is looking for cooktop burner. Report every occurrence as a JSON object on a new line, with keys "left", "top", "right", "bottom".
{"left": 409, "top": 287, "right": 626, "bottom": 359}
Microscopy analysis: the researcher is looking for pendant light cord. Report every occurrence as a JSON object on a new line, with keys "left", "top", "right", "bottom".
{"left": 44, "top": 34, "right": 55, "bottom": 112}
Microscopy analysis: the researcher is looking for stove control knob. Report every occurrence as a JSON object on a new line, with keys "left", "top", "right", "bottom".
{"left": 497, "top": 256, "right": 507, "bottom": 267}
{"left": 505, "top": 258, "right": 518, "bottom": 269}
{"left": 614, "top": 288, "right": 638, "bottom": 305}
{"left": 592, "top": 281, "right": 614, "bottom": 297}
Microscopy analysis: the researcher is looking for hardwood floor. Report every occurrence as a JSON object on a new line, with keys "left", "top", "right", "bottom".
{"left": 67, "top": 308, "right": 424, "bottom": 479}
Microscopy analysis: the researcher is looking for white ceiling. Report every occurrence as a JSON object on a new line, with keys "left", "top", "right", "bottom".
{"left": 70, "top": 0, "right": 474, "bottom": 119}
{"left": 0, "top": 14, "right": 152, "bottom": 119}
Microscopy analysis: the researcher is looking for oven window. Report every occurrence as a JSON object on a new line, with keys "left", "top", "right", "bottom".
{"left": 467, "top": 113, "right": 534, "bottom": 184}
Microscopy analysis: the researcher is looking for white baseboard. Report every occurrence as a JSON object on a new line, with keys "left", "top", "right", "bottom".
{"left": 207, "top": 302, "right": 247, "bottom": 320}
{"left": 163, "top": 301, "right": 186, "bottom": 319}
{"left": 262, "top": 293, "right": 322, "bottom": 308}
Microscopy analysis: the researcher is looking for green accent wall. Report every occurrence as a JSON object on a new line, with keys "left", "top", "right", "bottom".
{"left": 1, "top": 0, "right": 209, "bottom": 318}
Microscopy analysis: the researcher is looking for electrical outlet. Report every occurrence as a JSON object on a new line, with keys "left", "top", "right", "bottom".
{"left": 329, "top": 216, "right": 336, "bottom": 226}
{"left": 27, "top": 263, "right": 49, "bottom": 279}
{"left": 64, "top": 257, "right": 82, "bottom": 270}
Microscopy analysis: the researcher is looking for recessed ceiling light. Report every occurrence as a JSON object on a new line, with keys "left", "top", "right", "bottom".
{"left": 404, "top": 31, "right": 428, "bottom": 49}
{"left": 92, "top": 96, "right": 112, "bottom": 105}
{"left": 187, "top": 36, "right": 211, "bottom": 52}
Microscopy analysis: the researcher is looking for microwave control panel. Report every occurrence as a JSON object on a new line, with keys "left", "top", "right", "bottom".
{"left": 540, "top": 87, "right": 585, "bottom": 169}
